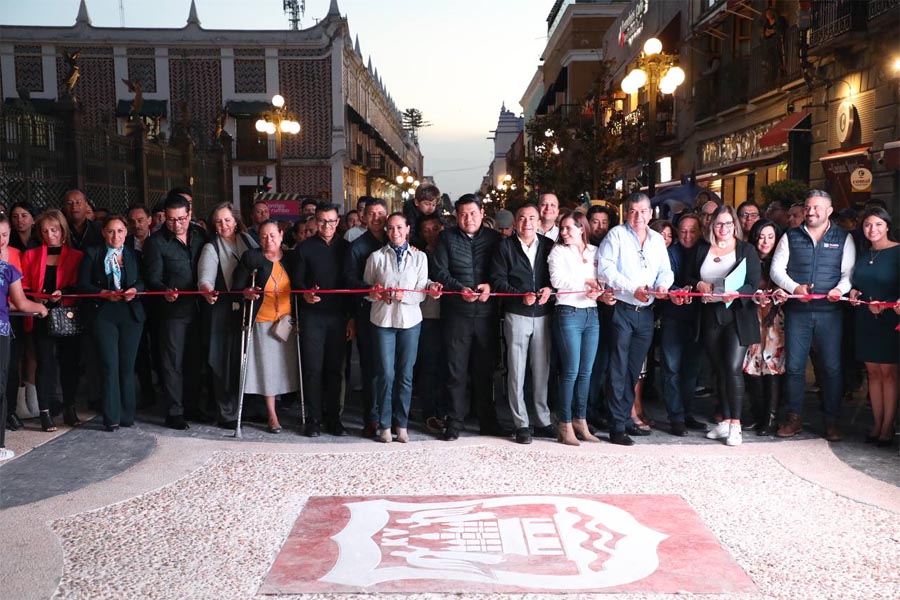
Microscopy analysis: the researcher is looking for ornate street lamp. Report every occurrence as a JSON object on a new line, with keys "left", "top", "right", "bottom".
{"left": 395, "top": 165, "right": 420, "bottom": 202}
{"left": 620, "top": 37, "right": 684, "bottom": 197}
{"left": 255, "top": 94, "right": 301, "bottom": 192}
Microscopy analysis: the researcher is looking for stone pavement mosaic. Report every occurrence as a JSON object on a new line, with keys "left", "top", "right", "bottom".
{"left": 48, "top": 446, "right": 900, "bottom": 600}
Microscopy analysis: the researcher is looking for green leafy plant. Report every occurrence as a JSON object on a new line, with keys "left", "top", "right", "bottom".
{"left": 759, "top": 179, "right": 808, "bottom": 206}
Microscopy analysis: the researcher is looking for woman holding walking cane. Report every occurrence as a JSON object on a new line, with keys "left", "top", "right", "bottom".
{"left": 232, "top": 220, "right": 299, "bottom": 434}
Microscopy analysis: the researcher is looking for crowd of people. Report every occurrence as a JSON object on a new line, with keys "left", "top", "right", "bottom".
{"left": 0, "top": 183, "right": 897, "bottom": 460}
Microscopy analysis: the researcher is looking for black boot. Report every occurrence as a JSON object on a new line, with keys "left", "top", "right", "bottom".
{"left": 743, "top": 375, "right": 763, "bottom": 431}
{"left": 757, "top": 375, "right": 781, "bottom": 436}
{"left": 63, "top": 405, "right": 82, "bottom": 427}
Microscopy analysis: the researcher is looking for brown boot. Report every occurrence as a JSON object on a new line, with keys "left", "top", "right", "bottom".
{"left": 573, "top": 419, "right": 600, "bottom": 442}
{"left": 776, "top": 413, "right": 803, "bottom": 438}
{"left": 824, "top": 423, "right": 843, "bottom": 442}
{"left": 557, "top": 422, "right": 580, "bottom": 446}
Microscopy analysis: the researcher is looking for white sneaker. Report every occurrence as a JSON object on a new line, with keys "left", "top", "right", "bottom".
{"left": 0, "top": 448, "right": 15, "bottom": 461}
{"left": 706, "top": 421, "right": 729, "bottom": 440}
{"left": 726, "top": 424, "right": 743, "bottom": 446}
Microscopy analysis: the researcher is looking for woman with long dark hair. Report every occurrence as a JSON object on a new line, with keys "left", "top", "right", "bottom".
{"left": 849, "top": 207, "right": 898, "bottom": 447}
{"left": 77, "top": 215, "right": 145, "bottom": 431}
{"left": 549, "top": 211, "right": 615, "bottom": 446}
{"left": 8, "top": 201, "right": 39, "bottom": 252}
{"left": 743, "top": 219, "right": 785, "bottom": 436}
{"left": 687, "top": 205, "right": 761, "bottom": 446}
{"left": 21, "top": 209, "right": 85, "bottom": 431}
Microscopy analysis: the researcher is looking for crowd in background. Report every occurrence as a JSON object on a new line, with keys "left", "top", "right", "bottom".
{"left": 0, "top": 183, "right": 897, "bottom": 460}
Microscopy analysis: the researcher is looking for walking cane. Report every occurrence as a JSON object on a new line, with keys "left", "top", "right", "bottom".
{"left": 234, "top": 269, "right": 258, "bottom": 439}
{"left": 294, "top": 294, "right": 306, "bottom": 426}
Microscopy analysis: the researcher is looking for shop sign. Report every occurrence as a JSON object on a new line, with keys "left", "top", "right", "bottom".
{"left": 849, "top": 167, "right": 872, "bottom": 191}
{"left": 699, "top": 118, "right": 782, "bottom": 170}
{"left": 618, "top": 0, "right": 648, "bottom": 47}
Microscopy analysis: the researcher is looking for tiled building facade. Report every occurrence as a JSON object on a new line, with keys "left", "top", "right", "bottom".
{"left": 0, "top": 0, "right": 422, "bottom": 213}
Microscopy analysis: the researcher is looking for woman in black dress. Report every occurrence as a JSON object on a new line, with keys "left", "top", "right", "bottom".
{"left": 848, "top": 207, "right": 899, "bottom": 447}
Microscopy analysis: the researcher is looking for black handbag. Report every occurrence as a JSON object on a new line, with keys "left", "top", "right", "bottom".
{"left": 47, "top": 305, "right": 84, "bottom": 337}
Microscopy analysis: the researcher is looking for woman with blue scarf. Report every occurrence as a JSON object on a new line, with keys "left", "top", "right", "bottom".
{"left": 78, "top": 215, "right": 145, "bottom": 431}
{"left": 363, "top": 212, "right": 431, "bottom": 443}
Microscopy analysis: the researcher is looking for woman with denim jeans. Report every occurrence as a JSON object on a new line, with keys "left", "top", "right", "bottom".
{"left": 549, "top": 212, "right": 615, "bottom": 446}
{"left": 363, "top": 212, "right": 434, "bottom": 443}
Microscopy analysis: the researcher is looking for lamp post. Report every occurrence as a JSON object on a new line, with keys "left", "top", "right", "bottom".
{"left": 255, "top": 94, "right": 301, "bottom": 193}
{"left": 620, "top": 37, "right": 685, "bottom": 197}
{"left": 395, "top": 165, "right": 420, "bottom": 205}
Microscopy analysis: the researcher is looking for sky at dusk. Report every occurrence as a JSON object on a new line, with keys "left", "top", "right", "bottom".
{"left": 2, "top": 0, "right": 555, "bottom": 199}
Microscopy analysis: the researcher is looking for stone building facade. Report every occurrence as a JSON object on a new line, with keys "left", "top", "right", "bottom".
{"left": 0, "top": 0, "right": 422, "bottom": 213}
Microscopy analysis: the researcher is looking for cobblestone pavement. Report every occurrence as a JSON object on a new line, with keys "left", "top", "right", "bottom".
{"left": 1, "top": 388, "right": 897, "bottom": 600}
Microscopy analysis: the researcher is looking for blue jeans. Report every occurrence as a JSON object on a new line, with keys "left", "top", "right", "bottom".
{"left": 784, "top": 309, "right": 843, "bottom": 423}
{"left": 373, "top": 323, "right": 421, "bottom": 429}
{"left": 659, "top": 315, "right": 702, "bottom": 423}
{"left": 553, "top": 306, "right": 599, "bottom": 423}
{"left": 607, "top": 304, "right": 655, "bottom": 433}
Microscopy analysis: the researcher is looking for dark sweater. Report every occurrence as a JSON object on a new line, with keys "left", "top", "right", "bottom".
{"left": 290, "top": 234, "right": 351, "bottom": 316}
{"left": 343, "top": 230, "right": 385, "bottom": 316}
{"left": 142, "top": 224, "right": 208, "bottom": 318}
{"left": 430, "top": 225, "right": 501, "bottom": 319}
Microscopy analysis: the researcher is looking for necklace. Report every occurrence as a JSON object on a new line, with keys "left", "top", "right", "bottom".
{"left": 868, "top": 249, "right": 882, "bottom": 265}
{"left": 712, "top": 242, "right": 733, "bottom": 263}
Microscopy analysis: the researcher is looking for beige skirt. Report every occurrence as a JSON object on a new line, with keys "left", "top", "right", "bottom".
{"left": 243, "top": 320, "right": 300, "bottom": 397}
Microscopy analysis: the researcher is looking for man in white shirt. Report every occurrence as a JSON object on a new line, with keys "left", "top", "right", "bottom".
{"left": 344, "top": 196, "right": 369, "bottom": 243}
{"left": 538, "top": 193, "right": 560, "bottom": 241}
{"left": 770, "top": 190, "right": 855, "bottom": 442}
{"left": 597, "top": 193, "right": 673, "bottom": 446}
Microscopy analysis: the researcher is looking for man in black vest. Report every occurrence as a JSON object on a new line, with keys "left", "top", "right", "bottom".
{"left": 771, "top": 190, "right": 855, "bottom": 442}
{"left": 430, "top": 194, "right": 502, "bottom": 440}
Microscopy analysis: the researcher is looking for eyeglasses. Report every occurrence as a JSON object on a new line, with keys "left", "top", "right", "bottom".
{"left": 714, "top": 222, "right": 735, "bottom": 229}
{"left": 166, "top": 216, "right": 190, "bottom": 224}
{"left": 739, "top": 212, "right": 760, "bottom": 219}
{"left": 316, "top": 218, "right": 339, "bottom": 226}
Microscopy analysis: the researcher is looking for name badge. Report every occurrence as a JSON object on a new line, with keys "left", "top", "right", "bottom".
{"left": 232, "top": 302, "right": 241, "bottom": 311}
{"left": 823, "top": 243, "right": 840, "bottom": 249}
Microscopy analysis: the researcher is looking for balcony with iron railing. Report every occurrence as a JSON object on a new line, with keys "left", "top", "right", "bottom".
{"left": 746, "top": 25, "right": 803, "bottom": 100}
{"left": 808, "top": 0, "right": 868, "bottom": 50}
{"left": 868, "top": 0, "right": 899, "bottom": 19}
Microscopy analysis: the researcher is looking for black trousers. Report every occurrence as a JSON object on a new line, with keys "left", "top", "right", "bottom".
{"left": 354, "top": 313, "right": 379, "bottom": 427}
{"left": 700, "top": 306, "right": 747, "bottom": 421}
{"left": 606, "top": 303, "right": 655, "bottom": 433}
{"left": 442, "top": 315, "right": 499, "bottom": 432}
{"left": 157, "top": 313, "right": 204, "bottom": 417}
{"left": 300, "top": 311, "right": 346, "bottom": 425}
{"left": 33, "top": 324, "right": 81, "bottom": 413}
{"left": 92, "top": 306, "right": 144, "bottom": 427}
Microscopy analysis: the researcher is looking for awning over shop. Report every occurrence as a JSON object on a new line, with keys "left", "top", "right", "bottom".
{"left": 758, "top": 111, "right": 811, "bottom": 149}
{"left": 226, "top": 101, "right": 273, "bottom": 116}
{"left": 115, "top": 99, "right": 167, "bottom": 118}
{"left": 693, "top": 0, "right": 758, "bottom": 38}
{"left": 819, "top": 147, "right": 869, "bottom": 161}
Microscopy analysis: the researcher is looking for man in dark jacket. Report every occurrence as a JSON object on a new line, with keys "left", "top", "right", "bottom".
{"left": 62, "top": 189, "right": 104, "bottom": 251}
{"left": 142, "top": 193, "right": 209, "bottom": 429}
{"left": 292, "top": 203, "right": 354, "bottom": 437}
{"left": 343, "top": 198, "right": 387, "bottom": 437}
{"left": 430, "top": 194, "right": 502, "bottom": 440}
{"left": 490, "top": 203, "right": 554, "bottom": 444}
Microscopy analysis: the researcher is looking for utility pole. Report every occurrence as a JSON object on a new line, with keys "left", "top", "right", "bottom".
{"left": 119, "top": 0, "right": 125, "bottom": 27}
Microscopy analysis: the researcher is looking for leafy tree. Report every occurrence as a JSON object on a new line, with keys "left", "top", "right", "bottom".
{"left": 523, "top": 63, "right": 640, "bottom": 205}
{"left": 401, "top": 108, "right": 431, "bottom": 143}
{"left": 760, "top": 179, "right": 808, "bottom": 206}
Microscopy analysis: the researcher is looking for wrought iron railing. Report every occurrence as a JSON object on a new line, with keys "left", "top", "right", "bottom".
{"left": 809, "top": 0, "right": 867, "bottom": 48}
{"left": 746, "top": 25, "right": 803, "bottom": 99}
{"left": 868, "top": 0, "right": 899, "bottom": 20}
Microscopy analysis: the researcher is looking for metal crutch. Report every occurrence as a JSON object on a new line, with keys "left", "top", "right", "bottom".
{"left": 234, "top": 269, "right": 258, "bottom": 439}
{"left": 294, "top": 294, "right": 306, "bottom": 426}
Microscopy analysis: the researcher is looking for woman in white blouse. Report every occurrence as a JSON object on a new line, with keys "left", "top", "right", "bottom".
{"left": 549, "top": 211, "right": 616, "bottom": 446}
{"left": 364, "top": 212, "right": 433, "bottom": 443}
